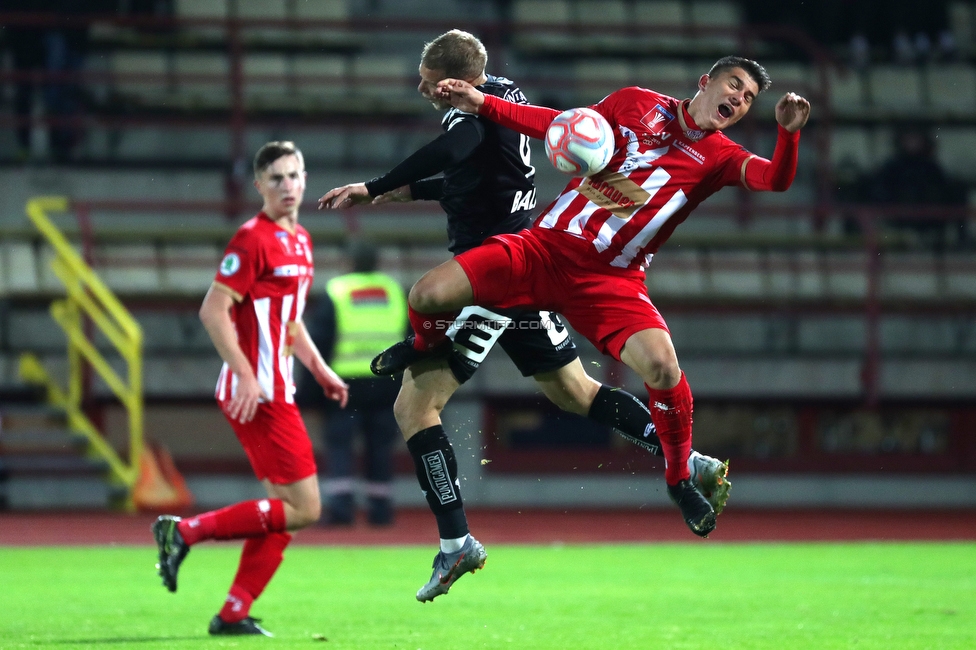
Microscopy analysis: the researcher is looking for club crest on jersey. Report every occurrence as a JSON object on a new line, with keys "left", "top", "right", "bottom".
{"left": 641, "top": 104, "right": 675, "bottom": 137}
{"left": 275, "top": 231, "right": 291, "bottom": 253}
{"left": 219, "top": 252, "right": 241, "bottom": 276}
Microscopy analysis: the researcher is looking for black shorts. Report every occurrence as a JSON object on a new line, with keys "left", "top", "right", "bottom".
{"left": 445, "top": 306, "right": 579, "bottom": 384}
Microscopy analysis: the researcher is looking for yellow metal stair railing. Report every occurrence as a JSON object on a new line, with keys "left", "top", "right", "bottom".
{"left": 17, "top": 197, "right": 143, "bottom": 510}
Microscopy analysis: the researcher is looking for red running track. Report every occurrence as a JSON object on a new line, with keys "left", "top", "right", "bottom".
{"left": 1, "top": 508, "right": 974, "bottom": 546}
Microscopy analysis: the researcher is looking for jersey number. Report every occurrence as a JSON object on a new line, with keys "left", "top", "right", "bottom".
{"left": 519, "top": 133, "right": 535, "bottom": 178}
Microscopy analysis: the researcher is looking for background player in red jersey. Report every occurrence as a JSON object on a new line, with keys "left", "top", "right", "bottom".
{"left": 374, "top": 56, "right": 810, "bottom": 537}
{"left": 151, "top": 141, "right": 349, "bottom": 637}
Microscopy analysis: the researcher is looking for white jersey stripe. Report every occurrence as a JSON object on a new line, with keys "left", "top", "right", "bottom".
{"left": 285, "top": 356, "right": 295, "bottom": 403}
{"left": 567, "top": 201, "right": 598, "bottom": 236}
{"left": 538, "top": 190, "right": 579, "bottom": 229}
{"left": 279, "top": 294, "right": 295, "bottom": 404}
{"left": 610, "top": 188, "right": 688, "bottom": 268}
{"left": 215, "top": 364, "right": 228, "bottom": 401}
{"left": 593, "top": 167, "right": 672, "bottom": 252}
{"left": 295, "top": 277, "right": 310, "bottom": 322}
{"left": 253, "top": 297, "right": 275, "bottom": 402}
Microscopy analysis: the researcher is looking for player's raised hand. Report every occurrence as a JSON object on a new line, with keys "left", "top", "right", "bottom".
{"left": 317, "top": 183, "right": 372, "bottom": 210}
{"left": 775, "top": 92, "right": 811, "bottom": 133}
{"left": 317, "top": 365, "right": 349, "bottom": 409}
{"left": 436, "top": 78, "right": 485, "bottom": 114}
{"left": 226, "top": 373, "right": 269, "bottom": 423}
{"left": 372, "top": 185, "right": 412, "bottom": 205}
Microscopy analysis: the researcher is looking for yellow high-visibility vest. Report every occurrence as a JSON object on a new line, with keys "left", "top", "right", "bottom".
{"left": 325, "top": 272, "right": 407, "bottom": 378}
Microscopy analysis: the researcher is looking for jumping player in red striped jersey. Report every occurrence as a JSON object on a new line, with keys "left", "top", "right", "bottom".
{"left": 151, "top": 141, "right": 349, "bottom": 637}
{"left": 374, "top": 56, "right": 811, "bottom": 537}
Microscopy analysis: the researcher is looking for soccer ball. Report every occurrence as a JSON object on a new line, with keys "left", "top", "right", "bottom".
{"left": 544, "top": 107, "right": 615, "bottom": 177}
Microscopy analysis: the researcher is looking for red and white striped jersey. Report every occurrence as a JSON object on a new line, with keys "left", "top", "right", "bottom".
{"left": 212, "top": 212, "right": 314, "bottom": 404}
{"left": 535, "top": 87, "right": 753, "bottom": 270}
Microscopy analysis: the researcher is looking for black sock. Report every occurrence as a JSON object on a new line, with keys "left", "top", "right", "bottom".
{"left": 406, "top": 425, "right": 469, "bottom": 539}
{"left": 587, "top": 384, "right": 663, "bottom": 456}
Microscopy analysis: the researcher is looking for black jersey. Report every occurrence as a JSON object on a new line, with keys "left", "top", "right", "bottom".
{"left": 364, "top": 75, "right": 537, "bottom": 254}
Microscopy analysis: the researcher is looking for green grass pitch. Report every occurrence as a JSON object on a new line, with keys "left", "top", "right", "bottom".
{"left": 1, "top": 542, "right": 974, "bottom": 649}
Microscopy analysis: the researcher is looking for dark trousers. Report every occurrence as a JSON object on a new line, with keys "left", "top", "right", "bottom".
{"left": 324, "top": 406, "right": 399, "bottom": 484}
{"left": 322, "top": 376, "right": 401, "bottom": 486}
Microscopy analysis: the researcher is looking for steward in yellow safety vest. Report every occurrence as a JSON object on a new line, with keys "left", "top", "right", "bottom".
{"left": 298, "top": 239, "right": 408, "bottom": 526}
{"left": 326, "top": 272, "right": 408, "bottom": 379}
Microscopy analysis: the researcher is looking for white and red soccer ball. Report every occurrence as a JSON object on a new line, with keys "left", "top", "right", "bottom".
{"left": 544, "top": 107, "right": 614, "bottom": 177}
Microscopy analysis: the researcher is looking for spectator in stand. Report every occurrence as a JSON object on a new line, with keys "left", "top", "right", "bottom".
{"left": 3, "top": 0, "right": 48, "bottom": 160}
{"left": 2, "top": 0, "right": 96, "bottom": 161}
{"left": 865, "top": 127, "right": 968, "bottom": 250}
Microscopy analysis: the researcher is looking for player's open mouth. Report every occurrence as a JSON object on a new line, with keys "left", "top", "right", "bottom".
{"left": 718, "top": 104, "right": 733, "bottom": 119}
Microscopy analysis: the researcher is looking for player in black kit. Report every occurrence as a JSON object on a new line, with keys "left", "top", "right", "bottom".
{"left": 319, "top": 29, "right": 730, "bottom": 601}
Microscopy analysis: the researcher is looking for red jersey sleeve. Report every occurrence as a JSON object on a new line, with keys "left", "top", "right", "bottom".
{"left": 214, "top": 226, "right": 263, "bottom": 301}
{"left": 742, "top": 125, "right": 801, "bottom": 192}
{"left": 480, "top": 93, "right": 561, "bottom": 140}
{"left": 589, "top": 86, "right": 641, "bottom": 130}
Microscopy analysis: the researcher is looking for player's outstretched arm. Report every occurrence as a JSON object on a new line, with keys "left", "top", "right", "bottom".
{"left": 199, "top": 284, "right": 268, "bottom": 422}
{"left": 372, "top": 185, "right": 412, "bottom": 204}
{"left": 775, "top": 92, "right": 811, "bottom": 133}
{"left": 293, "top": 320, "right": 349, "bottom": 408}
{"left": 323, "top": 123, "right": 482, "bottom": 209}
{"left": 318, "top": 182, "right": 373, "bottom": 210}
{"left": 440, "top": 78, "right": 559, "bottom": 139}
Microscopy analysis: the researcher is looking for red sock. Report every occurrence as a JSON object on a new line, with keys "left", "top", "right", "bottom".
{"left": 177, "top": 498, "right": 286, "bottom": 545}
{"left": 409, "top": 305, "right": 457, "bottom": 351}
{"left": 646, "top": 372, "right": 694, "bottom": 485}
{"left": 219, "top": 532, "right": 292, "bottom": 623}
{"left": 219, "top": 584, "right": 254, "bottom": 623}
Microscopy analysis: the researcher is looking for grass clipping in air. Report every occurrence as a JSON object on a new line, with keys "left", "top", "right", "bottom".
{"left": 1, "top": 543, "right": 974, "bottom": 649}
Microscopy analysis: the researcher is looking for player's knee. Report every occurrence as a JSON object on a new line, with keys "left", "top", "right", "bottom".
{"left": 632, "top": 348, "right": 681, "bottom": 389}
{"left": 282, "top": 492, "right": 322, "bottom": 530}
{"left": 646, "top": 358, "right": 681, "bottom": 389}
{"left": 290, "top": 501, "right": 321, "bottom": 529}
{"left": 410, "top": 271, "right": 465, "bottom": 313}
{"left": 408, "top": 276, "right": 440, "bottom": 312}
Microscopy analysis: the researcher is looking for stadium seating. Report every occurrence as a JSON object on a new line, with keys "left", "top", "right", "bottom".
{"left": 867, "top": 65, "right": 926, "bottom": 117}
{"left": 925, "top": 63, "right": 976, "bottom": 118}
{"left": 1, "top": 1, "right": 974, "bottom": 505}
{"left": 632, "top": 0, "right": 689, "bottom": 52}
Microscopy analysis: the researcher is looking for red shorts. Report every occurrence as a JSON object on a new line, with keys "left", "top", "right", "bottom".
{"left": 455, "top": 228, "right": 668, "bottom": 360}
{"left": 219, "top": 398, "right": 317, "bottom": 485}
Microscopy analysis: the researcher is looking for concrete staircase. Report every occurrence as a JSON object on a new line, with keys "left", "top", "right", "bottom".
{"left": 0, "top": 388, "right": 124, "bottom": 509}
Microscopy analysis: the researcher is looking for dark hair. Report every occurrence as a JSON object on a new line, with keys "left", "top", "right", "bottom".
{"left": 421, "top": 29, "right": 487, "bottom": 80}
{"left": 253, "top": 141, "right": 304, "bottom": 176}
{"left": 346, "top": 239, "right": 379, "bottom": 273}
{"left": 708, "top": 56, "right": 771, "bottom": 93}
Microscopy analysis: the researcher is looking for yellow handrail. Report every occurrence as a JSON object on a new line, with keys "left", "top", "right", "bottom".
{"left": 18, "top": 197, "right": 144, "bottom": 510}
